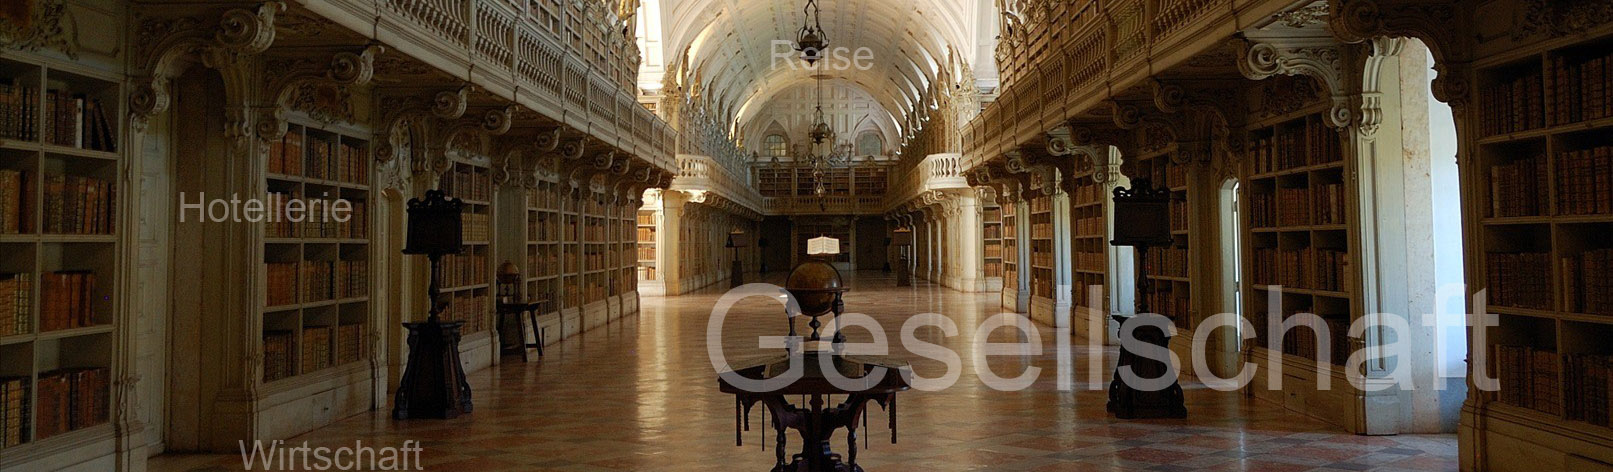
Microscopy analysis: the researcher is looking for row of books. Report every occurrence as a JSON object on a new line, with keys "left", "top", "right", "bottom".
{"left": 1145, "top": 246, "right": 1189, "bottom": 278}
{"left": 302, "top": 327, "right": 333, "bottom": 373}
{"left": 0, "top": 170, "right": 26, "bottom": 234}
{"left": 0, "top": 376, "right": 27, "bottom": 448}
{"left": 40, "top": 271, "right": 97, "bottom": 332}
{"left": 1494, "top": 345, "right": 1561, "bottom": 416}
{"left": 1070, "top": 180, "right": 1104, "bottom": 204}
{"left": 1486, "top": 251, "right": 1554, "bottom": 310}
{"left": 441, "top": 252, "right": 488, "bottom": 288}
{"left": 1076, "top": 248, "right": 1105, "bottom": 272}
{"left": 1170, "top": 200, "right": 1187, "bottom": 232}
{"left": 983, "top": 208, "right": 1002, "bottom": 222}
{"left": 443, "top": 167, "right": 492, "bottom": 202}
{"left": 1562, "top": 249, "right": 1613, "bottom": 316}
{"left": 284, "top": 324, "right": 365, "bottom": 374}
{"left": 267, "top": 133, "right": 370, "bottom": 185}
{"left": 1251, "top": 247, "right": 1348, "bottom": 292}
{"left": 1557, "top": 146, "right": 1612, "bottom": 216}
{"left": 1030, "top": 196, "right": 1052, "bottom": 214}
{"left": 1488, "top": 153, "right": 1549, "bottom": 218}
{"left": 1140, "top": 161, "right": 1189, "bottom": 190}
{"left": 984, "top": 243, "right": 1003, "bottom": 259}
{"left": 1144, "top": 283, "right": 1192, "bottom": 330}
{"left": 984, "top": 261, "right": 1002, "bottom": 278}
{"left": 263, "top": 330, "right": 296, "bottom": 381}
{"left": 35, "top": 367, "right": 110, "bottom": 440}
{"left": 984, "top": 224, "right": 1002, "bottom": 240}
{"left": 1480, "top": 71, "right": 1545, "bottom": 136}
{"left": 0, "top": 81, "right": 117, "bottom": 152}
{"left": 0, "top": 274, "right": 31, "bottom": 336}
{"left": 263, "top": 196, "right": 368, "bottom": 239}
{"left": 1075, "top": 212, "right": 1104, "bottom": 237}
{"left": 639, "top": 266, "right": 658, "bottom": 280}
{"left": 1251, "top": 126, "right": 1315, "bottom": 174}
{"left": 462, "top": 211, "right": 490, "bottom": 242}
{"left": 1031, "top": 221, "right": 1053, "bottom": 240}
{"left": 528, "top": 213, "right": 560, "bottom": 241}
{"left": 530, "top": 247, "right": 560, "bottom": 275}
{"left": 1278, "top": 313, "right": 1352, "bottom": 366}
{"left": 265, "top": 260, "right": 369, "bottom": 307}
{"left": 1030, "top": 268, "right": 1054, "bottom": 299}
{"left": 1548, "top": 54, "right": 1613, "bottom": 126}
{"left": 526, "top": 187, "right": 562, "bottom": 209}
{"left": 444, "top": 293, "right": 487, "bottom": 333}
{"left": 1565, "top": 353, "right": 1613, "bottom": 427}
{"left": 42, "top": 174, "right": 115, "bottom": 235}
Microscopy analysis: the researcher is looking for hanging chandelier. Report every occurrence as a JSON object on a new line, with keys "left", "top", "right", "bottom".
{"left": 795, "top": 0, "right": 829, "bottom": 64}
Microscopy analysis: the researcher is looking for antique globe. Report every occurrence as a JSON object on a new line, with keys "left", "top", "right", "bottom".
{"left": 785, "top": 258, "right": 843, "bottom": 318}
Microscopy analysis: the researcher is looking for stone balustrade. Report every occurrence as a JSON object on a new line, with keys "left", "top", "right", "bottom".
{"left": 305, "top": 0, "right": 677, "bottom": 171}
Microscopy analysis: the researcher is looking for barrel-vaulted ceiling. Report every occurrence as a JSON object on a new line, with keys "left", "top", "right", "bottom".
{"left": 641, "top": 0, "right": 999, "bottom": 141}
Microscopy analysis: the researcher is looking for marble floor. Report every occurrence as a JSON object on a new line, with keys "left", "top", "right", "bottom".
{"left": 150, "top": 272, "right": 1457, "bottom": 471}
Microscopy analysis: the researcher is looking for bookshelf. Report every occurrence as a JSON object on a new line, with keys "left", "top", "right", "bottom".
{"left": 982, "top": 202, "right": 1003, "bottom": 280}
{"left": 1001, "top": 200, "right": 1020, "bottom": 310}
{"left": 526, "top": 178, "right": 562, "bottom": 315}
{"left": 260, "top": 123, "right": 372, "bottom": 383}
{"left": 1130, "top": 150, "right": 1193, "bottom": 331}
{"left": 1069, "top": 174, "right": 1108, "bottom": 314}
{"left": 438, "top": 159, "right": 492, "bottom": 335}
{"left": 1242, "top": 109, "right": 1356, "bottom": 366}
{"left": 853, "top": 166, "right": 888, "bottom": 196}
{"left": 1028, "top": 193, "right": 1056, "bottom": 316}
{"left": 1470, "top": 29, "right": 1613, "bottom": 457}
{"left": 756, "top": 167, "right": 792, "bottom": 197}
{"left": 637, "top": 209, "right": 657, "bottom": 281}
{"left": 0, "top": 55, "right": 122, "bottom": 453}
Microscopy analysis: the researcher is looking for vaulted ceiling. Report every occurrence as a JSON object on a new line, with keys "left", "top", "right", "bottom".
{"left": 639, "top": 0, "right": 999, "bottom": 144}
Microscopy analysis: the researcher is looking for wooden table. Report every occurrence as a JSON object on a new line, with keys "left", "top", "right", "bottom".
{"left": 497, "top": 300, "right": 546, "bottom": 362}
{"left": 719, "top": 352, "right": 910, "bottom": 472}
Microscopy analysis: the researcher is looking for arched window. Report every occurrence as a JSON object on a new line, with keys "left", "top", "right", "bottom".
{"left": 855, "top": 132, "right": 883, "bottom": 156}
{"left": 764, "top": 134, "right": 789, "bottom": 158}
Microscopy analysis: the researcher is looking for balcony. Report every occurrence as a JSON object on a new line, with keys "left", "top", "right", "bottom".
{"left": 298, "top": 0, "right": 678, "bottom": 172}
{"left": 966, "top": 0, "right": 1297, "bottom": 169}
{"left": 883, "top": 153, "right": 971, "bottom": 211}
{"left": 762, "top": 196, "right": 887, "bottom": 216}
{"left": 670, "top": 154, "right": 764, "bottom": 214}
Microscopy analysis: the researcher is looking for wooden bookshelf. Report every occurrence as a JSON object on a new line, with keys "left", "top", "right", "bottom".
{"left": 982, "top": 203, "right": 1003, "bottom": 279}
{"left": 1069, "top": 174, "right": 1108, "bottom": 313}
{"left": 260, "top": 123, "right": 372, "bottom": 384}
{"left": 438, "top": 159, "right": 492, "bottom": 335}
{"left": 637, "top": 209, "right": 657, "bottom": 281}
{"left": 756, "top": 167, "right": 792, "bottom": 197}
{"left": 1028, "top": 194, "right": 1055, "bottom": 302}
{"left": 1470, "top": 28, "right": 1613, "bottom": 457}
{"left": 854, "top": 166, "right": 889, "bottom": 196}
{"left": 1132, "top": 150, "right": 1193, "bottom": 331}
{"left": 1242, "top": 109, "right": 1355, "bottom": 364}
{"left": 0, "top": 55, "right": 121, "bottom": 453}
{"left": 1001, "top": 201, "right": 1020, "bottom": 310}
{"left": 526, "top": 178, "right": 562, "bottom": 315}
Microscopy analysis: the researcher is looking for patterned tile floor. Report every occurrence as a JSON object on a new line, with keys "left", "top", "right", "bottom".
{"left": 151, "top": 272, "right": 1457, "bottom": 471}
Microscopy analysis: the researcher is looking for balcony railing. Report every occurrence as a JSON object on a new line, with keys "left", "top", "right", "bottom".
{"left": 762, "top": 196, "right": 886, "bottom": 215}
{"left": 307, "top": 0, "right": 676, "bottom": 171}
{"left": 967, "top": 0, "right": 1283, "bottom": 169}
{"left": 882, "top": 153, "right": 971, "bottom": 211}
{"left": 670, "top": 154, "right": 764, "bottom": 213}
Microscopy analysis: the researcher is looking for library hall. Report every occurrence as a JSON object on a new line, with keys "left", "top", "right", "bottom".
{"left": 0, "top": 0, "right": 1608, "bottom": 471}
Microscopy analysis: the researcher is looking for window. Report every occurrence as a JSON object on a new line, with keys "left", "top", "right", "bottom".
{"left": 856, "top": 132, "right": 883, "bottom": 156}
{"left": 765, "top": 134, "right": 789, "bottom": 158}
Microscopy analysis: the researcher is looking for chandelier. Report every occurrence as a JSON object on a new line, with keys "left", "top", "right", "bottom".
{"left": 795, "top": 0, "right": 829, "bottom": 65}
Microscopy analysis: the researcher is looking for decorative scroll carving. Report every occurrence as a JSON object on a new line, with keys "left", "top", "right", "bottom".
{"left": 0, "top": 0, "right": 76, "bottom": 58}
{"left": 128, "top": 2, "right": 284, "bottom": 129}
{"left": 1328, "top": 0, "right": 1468, "bottom": 109}
{"left": 1274, "top": 3, "right": 1330, "bottom": 28}
{"left": 431, "top": 86, "right": 469, "bottom": 119}
{"left": 1235, "top": 37, "right": 1352, "bottom": 128}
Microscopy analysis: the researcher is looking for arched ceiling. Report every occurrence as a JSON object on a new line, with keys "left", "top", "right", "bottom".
{"left": 645, "top": 0, "right": 998, "bottom": 141}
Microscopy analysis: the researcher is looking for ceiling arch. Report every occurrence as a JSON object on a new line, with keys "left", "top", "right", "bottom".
{"left": 650, "top": 0, "right": 997, "bottom": 135}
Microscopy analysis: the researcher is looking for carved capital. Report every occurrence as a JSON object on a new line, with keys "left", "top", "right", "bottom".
{"left": 1235, "top": 36, "right": 1352, "bottom": 128}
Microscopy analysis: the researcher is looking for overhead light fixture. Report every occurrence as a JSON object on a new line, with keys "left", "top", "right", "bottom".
{"left": 795, "top": 0, "right": 829, "bottom": 64}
